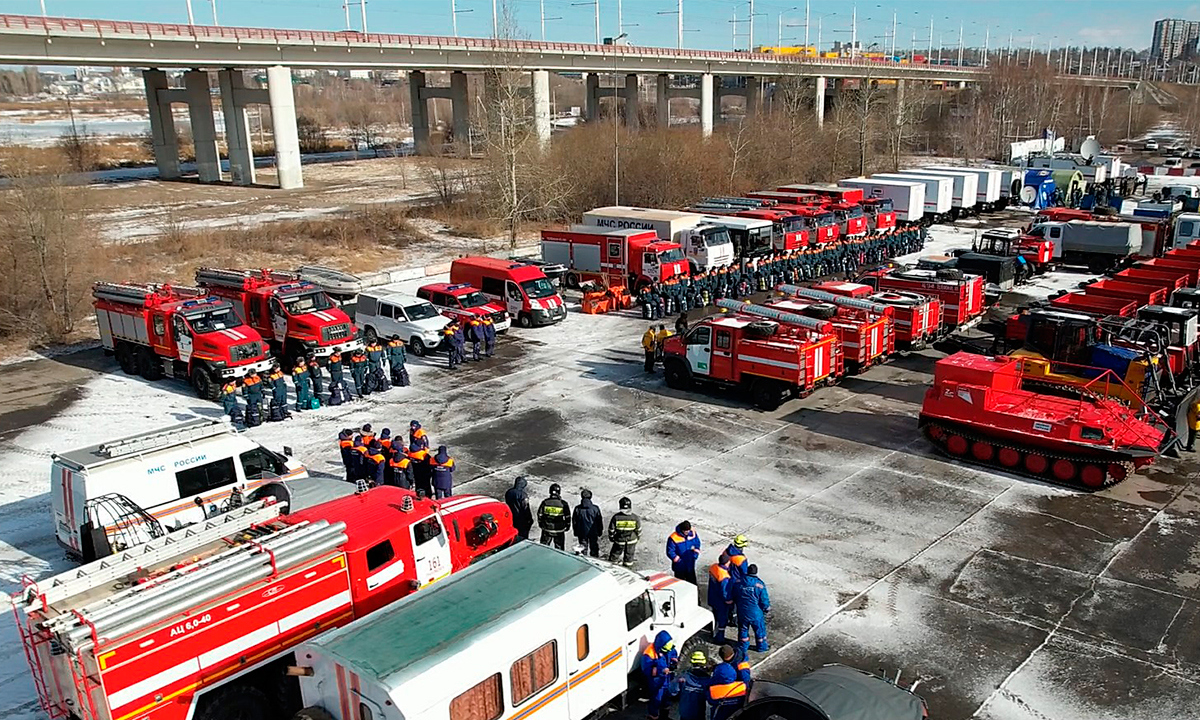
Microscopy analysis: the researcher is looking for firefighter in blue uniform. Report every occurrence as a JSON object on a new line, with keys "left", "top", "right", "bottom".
{"left": 677, "top": 652, "right": 711, "bottom": 720}
{"left": 430, "top": 445, "right": 455, "bottom": 499}
{"left": 707, "top": 554, "right": 734, "bottom": 644}
{"left": 482, "top": 315, "right": 497, "bottom": 357}
{"left": 724, "top": 535, "right": 749, "bottom": 589}
{"left": 363, "top": 440, "right": 387, "bottom": 487}
{"left": 467, "top": 317, "right": 483, "bottom": 361}
{"left": 291, "top": 357, "right": 312, "bottom": 412}
{"left": 388, "top": 445, "right": 414, "bottom": 489}
{"left": 640, "top": 630, "right": 678, "bottom": 720}
{"left": 338, "top": 429, "right": 356, "bottom": 482}
{"left": 219, "top": 379, "right": 243, "bottom": 424}
{"left": 736, "top": 564, "right": 771, "bottom": 654}
{"left": 442, "top": 323, "right": 460, "bottom": 369}
{"left": 706, "top": 659, "right": 748, "bottom": 720}
{"left": 666, "top": 521, "right": 702, "bottom": 584}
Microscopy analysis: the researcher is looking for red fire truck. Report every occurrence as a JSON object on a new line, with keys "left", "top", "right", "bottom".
{"left": 416, "top": 282, "right": 512, "bottom": 332}
{"left": 771, "top": 285, "right": 895, "bottom": 371}
{"left": 541, "top": 226, "right": 688, "bottom": 289}
{"left": 736, "top": 208, "right": 810, "bottom": 250}
{"left": 14, "top": 487, "right": 516, "bottom": 720}
{"left": 92, "top": 282, "right": 274, "bottom": 400}
{"left": 789, "top": 205, "right": 841, "bottom": 244}
{"left": 777, "top": 183, "right": 865, "bottom": 205}
{"left": 814, "top": 280, "right": 942, "bottom": 348}
{"left": 860, "top": 198, "right": 898, "bottom": 233}
{"left": 746, "top": 190, "right": 822, "bottom": 206}
{"left": 858, "top": 267, "right": 985, "bottom": 329}
{"left": 822, "top": 200, "right": 870, "bottom": 238}
{"left": 661, "top": 299, "right": 842, "bottom": 410}
{"left": 195, "top": 268, "right": 360, "bottom": 364}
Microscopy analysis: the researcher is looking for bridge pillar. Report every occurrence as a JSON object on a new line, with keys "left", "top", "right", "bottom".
{"left": 217, "top": 69, "right": 256, "bottom": 186}
{"left": 532, "top": 70, "right": 552, "bottom": 148}
{"left": 584, "top": 72, "right": 599, "bottom": 122}
{"left": 267, "top": 65, "right": 303, "bottom": 189}
{"left": 700, "top": 73, "right": 714, "bottom": 138}
{"left": 623, "top": 74, "right": 640, "bottom": 129}
{"left": 409, "top": 70, "right": 431, "bottom": 155}
{"left": 142, "top": 69, "right": 180, "bottom": 180}
{"left": 814, "top": 75, "right": 826, "bottom": 127}
{"left": 746, "top": 76, "right": 761, "bottom": 116}
{"left": 957, "top": 80, "right": 967, "bottom": 90}
{"left": 656, "top": 74, "right": 669, "bottom": 127}
{"left": 183, "top": 70, "right": 221, "bottom": 183}
{"left": 450, "top": 71, "right": 470, "bottom": 151}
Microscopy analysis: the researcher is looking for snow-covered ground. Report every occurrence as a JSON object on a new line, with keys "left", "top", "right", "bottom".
{"left": 0, "top": 213, "right": 1197, "bottom": 720}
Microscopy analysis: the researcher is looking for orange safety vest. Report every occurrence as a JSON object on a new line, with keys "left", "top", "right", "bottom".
{"left": 389, "top": 455, "right": 410, "bottom": 469}
{"left": 408, "top": 448, "right": 429, "bottom": 462}
{"left": 709, "top": 564, "right": 730, "bottom": 583}
{"left": 708, "top": 680, "right": 748, "bottom": 702}
{"left": 338, "top": 439, "right": 353, "bottom": 450}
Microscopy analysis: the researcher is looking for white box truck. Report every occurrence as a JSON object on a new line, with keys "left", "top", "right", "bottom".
{"left": 871, "top": 173, "right": 953, "bottom": 220}
{"left": 51, "top": 418, "right": 307, "bottom": 561}
{"left": 582, "top": 206, "right": 735, "bottom": 272}
{"left": 896, "top": 169, "right": 979, "bottom": 217}
{"left": 1025, "top": 220, "right": 1141, "bottom": 272}
{"left": 838, "top": 177, "right": 926, "bottom": 223}
{"left": 290, "top": 542, "right": 714, "bottom": 720}
{"left": 925, "top": 166, "right": 1003, "bottom": 210}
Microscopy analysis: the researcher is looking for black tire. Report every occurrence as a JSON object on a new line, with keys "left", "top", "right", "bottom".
{"left": 518, "top": 313, "right": 534, "bottom": 329}
{"left": 138, "top": 348, "right": 163, "bottom": 380}
{"left": 663, "top": 359, "right": 693, "bottom": 390}
{"left": 1087, "top": 256, "right": 1110, "bottom": 274}
{"left": 191, "top": 366, "right": 218, "bottom": 401}
{"left": 249, "top": 481, "right": 292, "bottom": 512}
{"left": 744, "top": 321, "right": 777, "bottom": 339}
{"left": 194, "top": 685, "right": 272, "bottom": 720}
{"left": 802, "top": 303, "right": 838, "bottom": 320}
{"left": 935, "top": 268, "right": 964, "bottom": 281}
{"left": 565, "top": 272, "right": 580, "bottom": 289}
{"left": 294, "top": 709, "right": 335, "bottom": 720}
{"left": 749, "top": 377, "right": 785, "bottom": 411}
{"left": 364, "top": 325, "right": 378, "bottom": 343}
{"left": 409, "top": 336, "right": 428, "bottom": 356}
{"left": 115, "top": 342, "right": 136, "bottom": 375}
{"left": 680, "top": 632, "right": 717, "bottom": 664}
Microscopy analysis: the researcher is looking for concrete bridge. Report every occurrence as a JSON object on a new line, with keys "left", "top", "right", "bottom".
{"left": 0, "top": 14, "right": 1132, "bottom": 190}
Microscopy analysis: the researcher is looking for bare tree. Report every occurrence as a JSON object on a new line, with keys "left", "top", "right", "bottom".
{"left": 724, "top": 119, "right": 752, "bottom": 192}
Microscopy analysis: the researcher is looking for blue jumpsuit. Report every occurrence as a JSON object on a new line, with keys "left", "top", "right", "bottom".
{"left": 677, "top": 669, "right": 710, "bottom": 720}
{"left": 736, "top": 575, "right": 771, "bottom": 654}
{"left": 483, "top": 317, "right": 497, "bottom": 356}
{"left": 666, "top": 530, "right": 702, "bottom": 583}
{"left": 706, "top": 561, "right": 733, "bottom": 642}
{"left": 640, "top": 630, "right": 677, "bottom": 720}
{"left": 725, "top": 545, "right": 749, "bottom": 589}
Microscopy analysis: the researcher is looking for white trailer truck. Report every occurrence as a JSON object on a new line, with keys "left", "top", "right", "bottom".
{"left": 896, "top": 169, "right": 980, "bottom": 217}
{"left": 872, "top": 173, "right": 954, "bottom": 221}
{"left": 290, "top": 542, "right": 714, "bottom": 720}
{"left": 925, "top": 166, "right": 1003, "bottom": 210}
{"left": 582, "top": 206, "right": 735, "bottom": 272}
{"left": 838, "top": 178, "right": 926, "bottom": 223}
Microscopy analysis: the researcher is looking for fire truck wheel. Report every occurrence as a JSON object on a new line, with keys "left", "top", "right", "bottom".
{"left": 565, "top": 272, "right": 580, "bottom": 289}
{"left": 191, "top": 367, "right": 218, "bottom": 401}
{"left": 750, "top": 378, "right": 785, "bottom": 411}
{"left": 663, "top": 360, "right": 692, "bottom": 390}
{"left": 195, "top": 685, "right": 272, "bottom": 720}
{"left": 249, "top": 482, "right": 292, "bottom": 512}
{"left": 138, "top": 348, "right": 163, "bottom": 381}
{"left": 294, "top": 709, "right": 336, "bottom": 720}
{"left": 115, "top": 343, "right": 137, "bottom": 374}
{"left": 517, "top": 312, "right": 534, "bottom": 329}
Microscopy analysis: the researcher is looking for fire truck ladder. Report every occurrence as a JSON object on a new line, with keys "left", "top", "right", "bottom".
{"left": 94, "top": 419, "right": 231, "bottom": 461}
{"left": 716, "top": 298, "right": 832, "bottom": 332}
{"left": 11, "top": 603, "right": 63, "bottom": 718}
{"left": 196, "top": 267, "right": 299, "bottom": 289}
{"left": 54, "top": 516, "right": 348, "bottom": 650}
{"left": 92, "top": 282, "right": 207, "bottom": 306}
{"left": 778, "top": 284, "right": 893, "bottom": 317}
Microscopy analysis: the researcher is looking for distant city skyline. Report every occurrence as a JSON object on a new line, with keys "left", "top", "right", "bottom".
{"left": 1152, "top": 17, "right": 1200, "bottom": 63}
{"left": 0, "top": 0, "right": 1186, "bottom": 53}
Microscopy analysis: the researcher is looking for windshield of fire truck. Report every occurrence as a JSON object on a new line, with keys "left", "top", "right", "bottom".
{"left": 657, "top": 248, "right": 685, "bottom": 263}
{"left": 283, "top": 290, "right": 334, "bottom": 315}
{"left": 520, "top": 278, "right": 558, "bottom": 299}
{"left": 781, "top": 216, "right": 805, "bottom": 233}
{"left": 845, "top": 206, "right": 864, "bottom": 218}
{"left": 816, "top": 213, "right": 836, "bottom": 226}
{"left": 703, "top": 228, "right": 732, "bottom": 247}
{"left": 748, "top": 227, "right": 772, "bottom": 246}
{"left": 874, "top": 199, "right": 894, "bottom": 212}
{"left": 185, "top": 307, "right": 240, "bottom": 333}
{"left": 457, "top": 291, "right": 490, "bottom": 308}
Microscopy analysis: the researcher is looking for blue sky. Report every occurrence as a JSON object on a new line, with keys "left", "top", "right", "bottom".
{"left": 3, "top": 0, "right": 1195, "bottom": 52}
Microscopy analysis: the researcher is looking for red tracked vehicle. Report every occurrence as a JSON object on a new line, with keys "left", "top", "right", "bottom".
{"left": 920, "top": 353, "right": 1170, "bottom": 489}
{"left": 814, "top": 280, "right": 942, "bottom": 348}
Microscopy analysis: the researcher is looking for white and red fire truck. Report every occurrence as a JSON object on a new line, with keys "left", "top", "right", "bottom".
{"left": 814, "top": 281, "right": 942, "bottom": 348}
{"left": 93, "top": 283, "right": 274, "bottom": 400}
{"left": 858, "top": 267, "right": 985, "bottom": 329}
{"left": 661, "top": 299, "right": 843, "bottom": 410}
{"left": 416, "top": 282, "right": 512, "bottom": 332}
{"left": 540, "top": 225, "right": 688, "bottom": 289}
{"left": 772, "top": 285, "right": 895, "bottom": 372}
{"left": 14, "top": 487, "right": 515, "bottom": 720}
{"left": 860, "top": 198, "right": 898, "bottom": 233}
{"left": 195, "top": 268, "right": 360, "bottom": 364}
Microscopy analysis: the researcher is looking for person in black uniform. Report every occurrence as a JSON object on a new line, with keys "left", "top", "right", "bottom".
{"left": 537, "top": 483, "right": 571, "bottom": 550}
{"left": 571, "top": 489, "right": 604, "bottom": 557}
{"left": 504, "top": 476, "right": 535, "bottom": 540}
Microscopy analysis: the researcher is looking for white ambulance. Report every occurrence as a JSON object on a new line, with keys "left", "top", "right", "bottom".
{"left": 292, "top": 542, "right": 714, "bottom": 720}
{"left": 50, "top": 418, "right": 307, "bottom": 561}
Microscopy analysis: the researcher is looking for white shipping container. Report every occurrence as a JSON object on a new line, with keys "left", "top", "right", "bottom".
{"left": 924, "top": 166, "right": 1002, "bottom": 204}
{"left": 838, "top": 178, "right": 926, "bottom": 222}
{"left": 896, "top": 169, "right": 979, "bottom": 211}
{"left": 872, "top": 173, "right": 953, "bottom": 216}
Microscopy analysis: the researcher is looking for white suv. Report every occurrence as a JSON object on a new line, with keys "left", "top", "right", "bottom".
{"left": 354, "top": 291, "right": 450, "bottom": 356}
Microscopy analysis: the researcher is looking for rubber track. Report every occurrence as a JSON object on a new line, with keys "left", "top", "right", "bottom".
{"left": 921, "top": 421, "right": 1134, "bottom": 491}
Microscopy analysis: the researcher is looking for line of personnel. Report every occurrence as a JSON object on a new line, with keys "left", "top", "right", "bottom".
{"left": 639, "top": 229, "right": 927, "bottom": 320}
{"left": 440, "top": 315, "right": 499, "bottom": 370}
{"left": 337, "top": 420, "right": 456, "bottom": 498}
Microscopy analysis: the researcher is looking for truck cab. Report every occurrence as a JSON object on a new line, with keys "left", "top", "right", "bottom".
{"left": 823, "top": 201, "right": 868, "bottom": 237}
{"left": 354, "top": 292, "right": 450, "bottom": 355}
{"left": 450, "top": 257, "right": 567, "bottom": 328}
{"left": 1173, "top": 213, "right": 1200, "bottom": 250}
{"left": 859, "top": 197, "right": 897, "bottom": 232}
{"left": 793, "top": 207, "right": 840, "bottom": 244}
{"left": 417, "top": 283, "right": 512, "bottom": 333}
{"left": 697, "top": 214, "right": 775, "bottom": 259}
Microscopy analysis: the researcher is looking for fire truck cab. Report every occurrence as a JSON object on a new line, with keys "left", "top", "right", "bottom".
{"left": 860, "top": 197, "right": 898, "bottom": 233}
{"left": 196, "top": 268, "right": 360, "bottom": 364}
{"left": 450, "top": 257, "right": 567, "bottom": 328}
{"left": 417, "top": 283, "right": 512, "bottom": 333}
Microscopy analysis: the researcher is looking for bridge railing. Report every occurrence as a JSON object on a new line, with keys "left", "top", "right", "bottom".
{"left": 0, "top": 13, "right": 990, "bottom": 74}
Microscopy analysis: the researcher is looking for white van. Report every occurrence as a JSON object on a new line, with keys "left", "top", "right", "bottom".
{"left": 292, "top": 542, "right": 714, "bottom": 720}
{"left": 51, "top": 418, "right": 306, "bottom": 561}
{"left": 354, "top": 291, "right": 451, "bottom": 356}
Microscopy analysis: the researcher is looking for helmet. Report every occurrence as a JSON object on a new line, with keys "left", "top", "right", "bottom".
{"left": 550, "top": 483, "right": 561, "bottom": 497}
{"left": 733, "top": 534, "right": 748, "bottom": 548}
{"left": 619, "top": 497, "right": 632, "bottom": 510}
{"left": 690, "top": 651, "right": 708, "bottom": 666}
{"left": 410, "top": 420, "right": 421, "bottom": 429}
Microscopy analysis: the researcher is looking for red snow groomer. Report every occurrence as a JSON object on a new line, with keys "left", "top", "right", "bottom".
{"left": 771, "top": 284, "right": 895, "bottom": 372}
{"left": 920, "top": 353, "right": 1170, "bottom": 489}
{"left": 660, "top": 299, "right": 842, "bottom": 410}
{"left": 813, "top": 280, "right": 942, "bottom": 348}
{"left": 858, "top": 266, "right": 985, "bottom": 329}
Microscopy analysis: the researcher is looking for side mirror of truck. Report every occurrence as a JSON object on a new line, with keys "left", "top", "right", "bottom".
{"left": 283, "top": 446, "right": 293, "bottom": 457}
